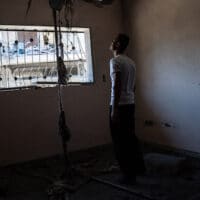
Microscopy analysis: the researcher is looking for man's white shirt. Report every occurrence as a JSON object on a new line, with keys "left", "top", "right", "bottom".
{"left": 110, "top": 54, "right": 136, "bottom": 105}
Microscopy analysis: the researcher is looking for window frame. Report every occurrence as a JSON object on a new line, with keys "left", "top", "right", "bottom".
{"left": 0, "top": 25, "right": 94, "bottom": 91}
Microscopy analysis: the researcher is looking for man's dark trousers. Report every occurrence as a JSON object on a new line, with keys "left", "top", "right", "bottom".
{"left": 110, "top": 104, "right": 145, "bottom": 177}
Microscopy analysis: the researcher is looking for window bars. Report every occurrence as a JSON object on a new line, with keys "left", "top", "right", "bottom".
{"left": 0, "top": 26, "right": 93, "bottom": 89}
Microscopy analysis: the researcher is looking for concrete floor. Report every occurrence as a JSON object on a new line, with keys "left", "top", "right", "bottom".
{"left": 0, "top": 144, "right": 200, "bottom": 200}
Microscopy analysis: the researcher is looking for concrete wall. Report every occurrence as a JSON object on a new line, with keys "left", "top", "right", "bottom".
{"left": 0, "top": 0, "right": 123, "bottom": 165}
{"left": 123, "top": 0, "right": 200, "bottom": 153}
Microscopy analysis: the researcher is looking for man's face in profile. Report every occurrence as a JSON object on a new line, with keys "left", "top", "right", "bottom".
{"left": 110, "top": 37, "right": 120, "bottom": 52}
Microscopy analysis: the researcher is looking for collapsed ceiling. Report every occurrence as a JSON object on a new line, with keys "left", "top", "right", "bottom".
{"left": 27, "top": 0, "right": 115, "bottom": 13}
{"left": 26, "top": 0, "right": 115, "bottom": 18}
{"left": 82, "top": 0, "right": 115, "bottom": 6}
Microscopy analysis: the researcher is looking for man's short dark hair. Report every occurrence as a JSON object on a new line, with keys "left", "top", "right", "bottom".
{"left": 116, "top": 33, "right": 130, "bottom": 53}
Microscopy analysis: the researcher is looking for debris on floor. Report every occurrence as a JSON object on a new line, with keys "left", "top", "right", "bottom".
{"left": 0, "top": 145, "right": 200, "bottom": 200}
{"left": 144, "top": 153, "right": 186, "bottom": 175}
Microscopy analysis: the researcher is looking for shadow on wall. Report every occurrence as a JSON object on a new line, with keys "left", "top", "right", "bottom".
{"left": 123, "top": 0, "right": 200, "bottom": 153}
{"left": 124, "top": 0, "right": 173, "bottom": 147}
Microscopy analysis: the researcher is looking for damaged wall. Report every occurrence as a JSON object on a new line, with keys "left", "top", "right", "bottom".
{"left": 0, "top": 0, "right": 123, "bottom": 165}
{"left": 123, "top": 0, "right": 200, "bottom": 153}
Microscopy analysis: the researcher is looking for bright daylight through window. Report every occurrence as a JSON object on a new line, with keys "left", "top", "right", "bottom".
{"left": 0, "top": 25, "right": 93, "bottom": 90}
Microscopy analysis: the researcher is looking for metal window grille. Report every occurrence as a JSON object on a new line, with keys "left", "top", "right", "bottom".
{"left": 0, "top": 25, "right": 93, "bottom": 90}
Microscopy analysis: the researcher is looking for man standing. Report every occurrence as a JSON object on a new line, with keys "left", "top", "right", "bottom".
{"left": 109, "top": 34, "right": 145, "bottom": 184}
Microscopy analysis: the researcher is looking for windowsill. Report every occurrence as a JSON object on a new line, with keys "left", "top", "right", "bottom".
{"left": 0, "top": 81, "right": 94, "bottom": 92}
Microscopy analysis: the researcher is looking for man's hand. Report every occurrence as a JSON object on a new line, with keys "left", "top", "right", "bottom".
{"left": 110, "top": 65, "right": 121, "bottom": 125}
{"left": 111, "top": 107, "right": 120, "bottom": 124}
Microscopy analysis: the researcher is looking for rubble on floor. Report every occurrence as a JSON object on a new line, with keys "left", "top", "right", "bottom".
{"left": 0, "top": 144, "right": 200, "bottom": 200}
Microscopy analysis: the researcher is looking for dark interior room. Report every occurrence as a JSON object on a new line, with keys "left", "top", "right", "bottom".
{"left": 0, "top": 0, "right": 200, "bottom": 199}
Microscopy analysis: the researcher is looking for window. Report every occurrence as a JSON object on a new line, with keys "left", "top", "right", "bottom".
{"left": 0, "top": 25, "right": 94, "bottom": 90}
